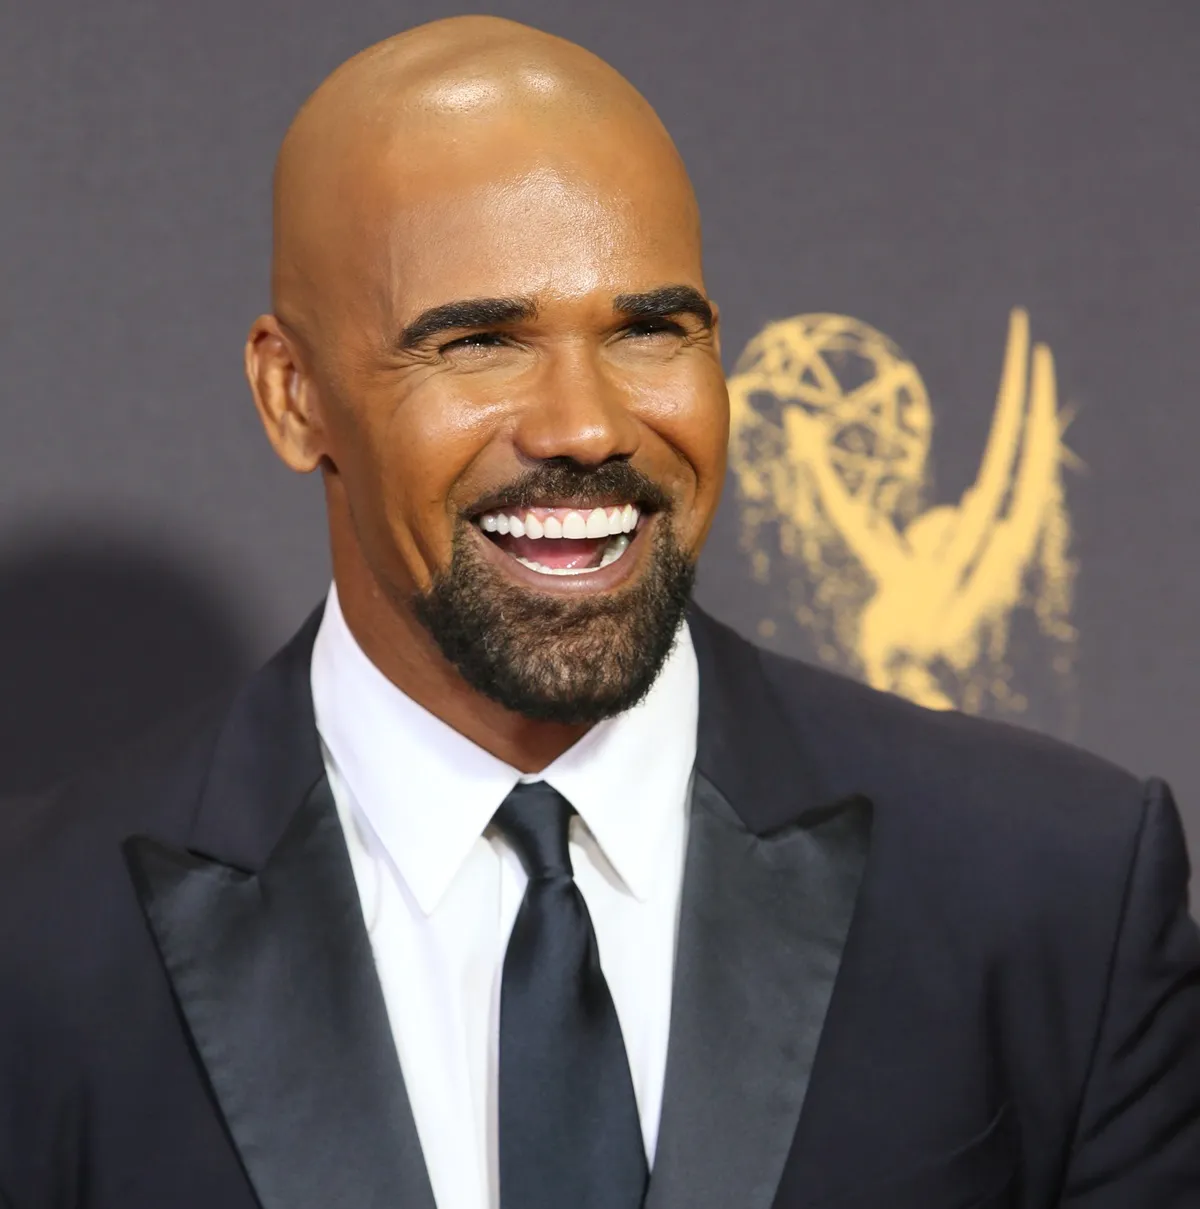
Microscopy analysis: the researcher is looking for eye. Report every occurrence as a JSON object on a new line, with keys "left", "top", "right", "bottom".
{"left": 440, "top": 331, "right": 508, "bottom": 353}
{"left": 623, "top": 317, "right": 686, "bottom": 339}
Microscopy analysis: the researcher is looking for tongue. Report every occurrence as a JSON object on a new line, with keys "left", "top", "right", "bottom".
{"left": 492, "top": 533, "right": 608, "bottom": 570}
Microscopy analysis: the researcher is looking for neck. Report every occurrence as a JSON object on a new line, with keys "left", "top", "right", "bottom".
{"left": 332, "top": 566, "right": 590, "bottom": 777}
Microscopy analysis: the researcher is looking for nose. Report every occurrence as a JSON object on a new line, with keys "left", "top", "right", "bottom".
{"left": 511, "top": 343, "right": 641, "bottom": 467}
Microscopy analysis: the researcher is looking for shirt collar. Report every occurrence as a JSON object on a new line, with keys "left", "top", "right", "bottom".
{"left": 310, "top": 585, "right": 698, "bottom": 914}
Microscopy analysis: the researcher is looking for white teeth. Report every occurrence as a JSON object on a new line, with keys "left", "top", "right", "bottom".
{"left": 514, "top": 532, "right": 632, "bottom": 577}
{"left": 600, "top": 534, "right": 630, "bottom": 567}
{"left": 515, "top": 558, "right": 591, "bottom": 576}
{"left": 478, "top": 505, "right": 642, "bottom": 540}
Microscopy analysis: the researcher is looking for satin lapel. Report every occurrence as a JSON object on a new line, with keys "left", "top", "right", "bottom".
{"left": 646, "top": 774, "right": 871, "bottom": 1209}
{"left": 124, "top": 776, "right": 436, "bottom": 1209}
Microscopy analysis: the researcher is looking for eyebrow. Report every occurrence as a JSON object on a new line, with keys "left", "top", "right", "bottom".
{"left": 395, "top": 282, "right": 714, "bottom": 350}
{"left": 613, "top": 284, "right": 714, "bottom": 329}
{"left": 396, "top": 297, "right": 538, "bottom": 349}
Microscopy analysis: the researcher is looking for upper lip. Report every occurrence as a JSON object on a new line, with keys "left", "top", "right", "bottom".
{"left": 468, "top": 496, "right": 655, "bottom": 519}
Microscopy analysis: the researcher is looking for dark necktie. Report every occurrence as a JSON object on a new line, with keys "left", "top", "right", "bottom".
{"left": 493, "top": 781, "right": 649, "bottom": 1209}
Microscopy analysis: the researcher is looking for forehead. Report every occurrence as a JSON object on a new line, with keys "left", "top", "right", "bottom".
{"left": 355, "top": 121, "right": 702, "bottom": 316}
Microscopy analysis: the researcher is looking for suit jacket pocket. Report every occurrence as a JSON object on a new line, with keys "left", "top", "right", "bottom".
{"left": 806, "top": 1104, "right": 1015, "bottom": 1209}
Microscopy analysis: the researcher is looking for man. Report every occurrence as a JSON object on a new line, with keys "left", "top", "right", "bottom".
{"left": 1, "top": 15, "right": 1197, "bottom": 1209}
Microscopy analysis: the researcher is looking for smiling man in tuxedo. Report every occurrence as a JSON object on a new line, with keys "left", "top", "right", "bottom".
{"left": 2, "top": 16, "right": 1199, "bottom": 1209}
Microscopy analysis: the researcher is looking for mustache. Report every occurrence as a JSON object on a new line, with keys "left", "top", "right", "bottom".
{"left": 464, "top": 459, "right": 673, "bottom": 517}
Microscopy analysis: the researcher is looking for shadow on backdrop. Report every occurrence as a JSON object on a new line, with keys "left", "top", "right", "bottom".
{"left": 0, "top": 533, "right": 253, "bottom": 795}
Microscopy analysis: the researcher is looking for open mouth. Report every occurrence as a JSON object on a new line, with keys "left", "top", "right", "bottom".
{"left": 473, "top": 503, "right": 643, "bottom": 577}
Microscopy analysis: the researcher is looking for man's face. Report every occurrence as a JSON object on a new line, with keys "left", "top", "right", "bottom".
{"left": 308, "top": 126, "right": 728, "bottom": 722}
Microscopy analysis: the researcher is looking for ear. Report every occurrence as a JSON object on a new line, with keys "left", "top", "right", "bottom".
{"left": 244, "top": 315, "right": 326, "bottom": 474}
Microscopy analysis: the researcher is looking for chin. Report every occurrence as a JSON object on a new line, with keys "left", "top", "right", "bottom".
{"left": 413, "top": 514, "right": 696, "bottom": 724}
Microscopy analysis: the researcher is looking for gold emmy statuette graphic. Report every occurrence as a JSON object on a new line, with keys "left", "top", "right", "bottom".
{"left": 727, "top": 309, "right": 1076, "bottom": 715}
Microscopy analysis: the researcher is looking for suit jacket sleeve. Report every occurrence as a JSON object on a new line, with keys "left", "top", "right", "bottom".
{"left": 1064, "top": 778, "right": 1200, "bottom": 1205}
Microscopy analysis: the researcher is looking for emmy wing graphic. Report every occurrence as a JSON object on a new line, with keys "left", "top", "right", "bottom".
{"left": 727, "top": 309, "right": 1077, "bottom": 715}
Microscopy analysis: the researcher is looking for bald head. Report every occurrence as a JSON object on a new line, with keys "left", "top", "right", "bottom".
{"left": 272, "top": 16, "right": 698, "bottom": 339}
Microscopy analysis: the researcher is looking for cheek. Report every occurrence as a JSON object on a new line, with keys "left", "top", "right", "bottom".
{"left": 319, "top": 370, "right": 498, "bottom": 589}
{"left": 634, "top": 361, "right": 730, "bottom": 516}
{"left": 374, "top": 383, "right": 505, "bottom": 555}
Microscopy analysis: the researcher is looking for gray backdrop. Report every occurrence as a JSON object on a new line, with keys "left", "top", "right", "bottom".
{"left": 3, "top": 1, "right": 1199, "bottom": 890}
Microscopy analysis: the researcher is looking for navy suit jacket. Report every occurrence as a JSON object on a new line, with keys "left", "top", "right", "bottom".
{"left": 1, "top": 605, "right": 1198, "bottom": 1208}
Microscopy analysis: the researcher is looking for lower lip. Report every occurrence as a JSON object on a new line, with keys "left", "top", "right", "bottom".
{"left": 472, "top": 517, "right": 654, "bottom": 594}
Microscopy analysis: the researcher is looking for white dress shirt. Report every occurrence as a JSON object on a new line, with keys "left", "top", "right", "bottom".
{"left": 310, "top": 585, "right": 698, "bottom": 1209}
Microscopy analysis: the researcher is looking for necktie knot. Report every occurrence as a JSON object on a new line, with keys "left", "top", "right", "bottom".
{"left": 493, "top": 781, "right": 574, "bottom": 880}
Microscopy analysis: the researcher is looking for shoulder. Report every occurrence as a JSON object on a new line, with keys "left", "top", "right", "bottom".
{"left": 0, "top": 695, "right": 227, "bottom": 861}
{"left": 751, "top": 639, "right": 1161, "bottom": 924}
{"left": 732, "top": 634, "right": 1181, "bottom": 977}
{"left": 754, "top": 638, "right": 1146, "bottom": 839}
{"left": 764, "top": 640, "right": 1136, "bottom": 799}
{"left": 0, "top": 701, "right": 233, "bottom": 1157}
{"left": 0, "top": 698, "right": 228, "bottom": 988}
{"left": 689, "top": 608, "right": 1149, "bottom": 856}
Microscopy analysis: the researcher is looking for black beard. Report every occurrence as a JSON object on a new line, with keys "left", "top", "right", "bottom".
{"left": 414, "top": 504, "right": 695, "bottom": 726}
